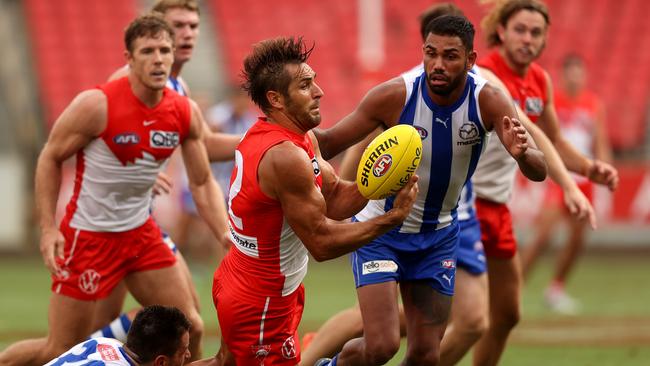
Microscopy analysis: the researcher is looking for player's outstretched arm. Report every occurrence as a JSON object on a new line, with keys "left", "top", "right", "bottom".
{"left": 538, "top": 72, "right": 618, "bottom": 190}
{"left": 35, "top": 90, "right": 107, "bottom": 273}
{"left": 258, "top": 141, "right": 418, "bottom": 261}
{"left": 479, "top": 67, "right": 595, "bottom": 226}
{"left": 202, "top": 121, "right": 241, "bottom": 162}
{"left": 182, "top": 101, "right": 230, "bottom": 248}
{"left": 480, "top": 84, "right": 547, "bottom": 182}
{"left": 313, "top": 78, "right": 405, "bottom": 160}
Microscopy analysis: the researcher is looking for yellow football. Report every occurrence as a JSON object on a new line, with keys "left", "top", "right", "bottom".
{"left": 356, "top": 124, "right": 422, "bottom": 200}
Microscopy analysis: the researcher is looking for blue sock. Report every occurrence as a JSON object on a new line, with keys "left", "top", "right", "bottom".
{"left": 89, "top": 313, "right": 132, "bottom": 342}
{"left": 330, "top": 355, "right": 338, "bottom": 366}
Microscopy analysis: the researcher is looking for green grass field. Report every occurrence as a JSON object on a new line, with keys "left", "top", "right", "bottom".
{"left": 1, "top": 253, "right": 649, "bottom": 365}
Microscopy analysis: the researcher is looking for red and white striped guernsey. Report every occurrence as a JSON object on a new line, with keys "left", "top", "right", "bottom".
{"left": 63, "top": 77, "right": 191, "bottom": 232}
{"left": 220, "top": 118, "right": 323, "bottom": 297}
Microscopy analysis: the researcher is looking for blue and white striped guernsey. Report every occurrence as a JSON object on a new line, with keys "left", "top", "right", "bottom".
{"left": 45, "top": 338, "right": 135, "bottom": 366}
{"left": 166, "top": 76, "right": 187, "bottom": 96}
{"left": 355, "top": 68, "right": 490, "bottom": 233}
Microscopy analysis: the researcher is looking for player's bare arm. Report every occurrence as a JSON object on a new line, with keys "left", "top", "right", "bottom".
{"left": 309, "top": 132, "right": 369, "bottom": 220}
{"left": 202, "top": 123, "right": 241, "bottom": 162}
{"left": 480, "top": 83, "right": 547, "bottom": 182}
{"left": 35, "top": 90, "right": 107, "bottom": 273}
{"left": 538, "top": 72, "right": 618, "bottom": 190}
{"left": 181, "top": 100, "right": 229, "bottom": 246}
{"left": 479, "top": 67, "right": 595, "bottom": 226}
{"left": 258, "top": 141, "right": 418, "bottom": 262}
{"left": 314, "top": 78, "right": 405, "bottom": 160}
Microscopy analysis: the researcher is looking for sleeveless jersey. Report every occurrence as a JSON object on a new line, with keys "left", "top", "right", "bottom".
{"left": 166, "top": 76, "right": 187, "bottom": 96}
{"left": 220, "top": 118, "right": 322, "bottom": 297}
{"left": 472, "top": 51, "right": 548, "bottom": 203}
{"left": 355, "top": 68, "right": 489, "bottom": 232}
{"left": 555, "top": 88, "right": 600, "bottom": 183}
{"left": 45, "top": 338, "right": 133, "bottom": 366}
{"left": 64, "top": 77, "right": 191, "bottom": 232}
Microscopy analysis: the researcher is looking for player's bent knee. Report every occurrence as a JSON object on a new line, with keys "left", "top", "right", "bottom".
{"left": 493, "top": 306, "right": 520, "bottom": 331}
{"left": 365, "top": 336, "right": 400, "bottom": 365}
{"left": 461, "top": 312, "right": 489, "bottom": 341}
{"left": 405, "top": 346, "right": 440, "bottom": 366}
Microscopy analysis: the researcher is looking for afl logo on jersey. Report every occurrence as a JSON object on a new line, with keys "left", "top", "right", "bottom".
{"left": 414, "top": 126, "right": 428, "bottom": 140}
{"left": 150, "top": 131, "right": 180, "bottom": 149}
{"left": 113, "top": 133, "right": 140, "bottom": 145}
{"left": 372, "top": 154, "right": 392, "bottom": 177}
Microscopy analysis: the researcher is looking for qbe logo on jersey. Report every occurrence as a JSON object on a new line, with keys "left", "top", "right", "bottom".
{"left": 150, "top": 130, "right": 180, "bottom": 149}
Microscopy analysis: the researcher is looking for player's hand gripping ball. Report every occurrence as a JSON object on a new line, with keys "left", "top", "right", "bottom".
{"left": 356, "top": 125, "right": 422, "bottom": 199}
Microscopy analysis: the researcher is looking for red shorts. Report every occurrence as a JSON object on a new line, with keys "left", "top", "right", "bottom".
{"left": 545, "top": 180, "right": 594, "bottom": 210}
{"left": 213, "top": 276, "right": 305, "bottom": 366}
{"left": 52, "top": 217, "right": 177, "bottom": 300}
{"left": 475, "top": 197, "right": 517, "bottom": 259}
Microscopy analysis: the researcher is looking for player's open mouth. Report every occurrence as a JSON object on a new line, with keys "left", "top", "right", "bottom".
{"left": 179, "top": 44, "right": 193, "bottom": 51}
{"left": 151, "top": 71, "right": 166, "bottom": 78}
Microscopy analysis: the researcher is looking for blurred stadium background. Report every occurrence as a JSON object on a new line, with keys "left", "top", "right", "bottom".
{"left": 0, "top": 0, "right": 648, "bottom": 364}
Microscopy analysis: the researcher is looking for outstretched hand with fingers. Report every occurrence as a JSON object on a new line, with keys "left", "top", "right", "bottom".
{"left": 502, "top": 116, "right": 529, "bottom": 160}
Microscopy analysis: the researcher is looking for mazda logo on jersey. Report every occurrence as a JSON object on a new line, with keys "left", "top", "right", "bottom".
{"left": 457, "top": 122, "right": 481, "bottom": 146}
{"left": 113, "top": 132, "right": 140, "bottom": 145}
{"left": 150, "top": 131, "right": 179, "bottom": 149}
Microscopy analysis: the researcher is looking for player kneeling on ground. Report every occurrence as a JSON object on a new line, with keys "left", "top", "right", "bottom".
{"left": 46, "top": 305, "right": 191, "bottom": 366}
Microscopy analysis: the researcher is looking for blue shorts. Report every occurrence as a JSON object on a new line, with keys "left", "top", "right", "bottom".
{"left": 351, "top": 222, "right": 459, "bottom": 296}
{"left": 457, "top": 215, "right": 486, "bottom": 275}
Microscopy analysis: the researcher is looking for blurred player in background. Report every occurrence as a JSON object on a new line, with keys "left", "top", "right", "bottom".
{"left": 173, "top": 86, "right": 255, "bottom": 264}
{"left": 93, "top": 0, "right": 238, "bottom": 345}
{"left": 211, "top": 37, "right": 418, "bottom": 366}
{"left": 205, "top": 85, "right": 256, "bottom": 195}
{"left": 520, "top": 53, "right": 613, "bottom": 314}
{"left": 46, "top": 306, "right": 191, "bottom": 366}
{"left": 0, "top": 14, "right": 226, "bottom": 365}
{"left": 314, "top": 15, "right": 546, "bottom": 366}
{"left": 472, "top": 1, "right": 618, "bottom": 365}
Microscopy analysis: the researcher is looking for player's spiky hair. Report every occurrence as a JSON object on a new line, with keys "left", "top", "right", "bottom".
{"left": 242, "top": 37, "right": 314, "bottom": 114}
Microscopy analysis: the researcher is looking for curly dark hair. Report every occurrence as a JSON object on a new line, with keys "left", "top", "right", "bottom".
{"left": 242, "top": 37, "right": 314, "bottom": 114}
{"left": 423, "top": 15, "right": 475, "bottom": 52}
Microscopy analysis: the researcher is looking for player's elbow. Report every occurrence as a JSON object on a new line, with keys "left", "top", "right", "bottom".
{"left": 305, "top": 238, "right": 336, "bottom": 262}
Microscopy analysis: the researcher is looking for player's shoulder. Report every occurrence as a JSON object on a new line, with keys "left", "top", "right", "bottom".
{"left": 69, "top": 89, "right": 107, "bottom": 117}
{"left": 359, "top": 76, "right": 407, "bottom": 119}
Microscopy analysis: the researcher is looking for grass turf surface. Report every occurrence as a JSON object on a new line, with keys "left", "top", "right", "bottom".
{"left": 1, "top": 254, "right": 649, "bottom": 365}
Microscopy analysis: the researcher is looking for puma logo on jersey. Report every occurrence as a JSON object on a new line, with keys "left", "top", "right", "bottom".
{"left": 150, "top": 131, "right": 179, "bottom": 149}
{"left": 442, "top": 273, "right": 454, "bottom": 286}
{"left": 435, "top": 117, "right": 449, "bottom": 128}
